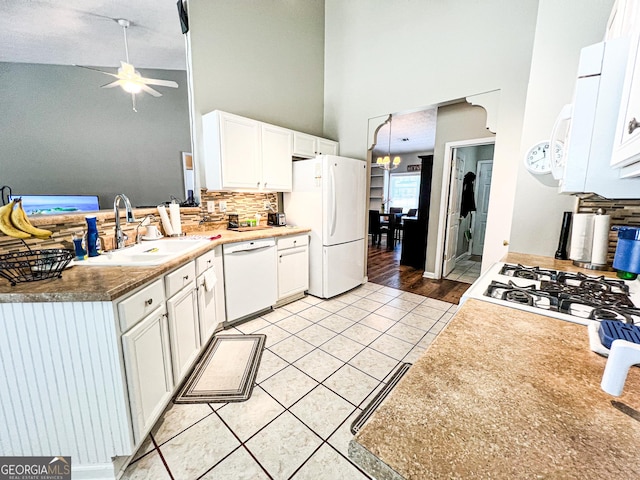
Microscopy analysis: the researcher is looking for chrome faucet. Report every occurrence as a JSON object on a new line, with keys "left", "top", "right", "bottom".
{"left": 113, "top": 194, "right": 136, "bottom": 250}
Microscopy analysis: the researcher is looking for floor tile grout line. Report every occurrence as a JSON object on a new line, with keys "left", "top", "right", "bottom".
{"left": 150, "top": 410, "right": 217, "bottom": 450}
{"left": 149, "top": 430, "right": 176, "bottom": 480}
{"left": 200, "top": 409, "right": 276, "bottom": 480}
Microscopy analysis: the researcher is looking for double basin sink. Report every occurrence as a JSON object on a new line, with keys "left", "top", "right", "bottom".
{"left": 75, "top": 238, "right": 211, "bottom": 267}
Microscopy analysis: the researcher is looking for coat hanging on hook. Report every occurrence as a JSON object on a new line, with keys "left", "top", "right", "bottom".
{"left": 460, "top": 172, "right": 476, "bottom": 218}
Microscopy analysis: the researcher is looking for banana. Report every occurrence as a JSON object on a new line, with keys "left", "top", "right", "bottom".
{"left": 10, "top": 199, "right": 52, "bottom": 239}
{"left": 0, "top": 200, "right": 31, "bottom": 239}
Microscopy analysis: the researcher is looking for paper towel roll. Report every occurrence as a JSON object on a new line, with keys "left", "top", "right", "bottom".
{"left": 157, "top": 205, "right": 174, "bottom": 236}
{"left": 169, "top": 203, "right": 182, "bottom": 235}
{"left": 591, "top": 214, "right": 611, "bottom": 265}
{"left": 569, "top": 213, "right": 595, "bottom": 262}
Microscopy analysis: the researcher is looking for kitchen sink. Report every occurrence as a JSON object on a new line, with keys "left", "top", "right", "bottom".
{"left": 75, "top": 238, "right": 210, "bottom": 266}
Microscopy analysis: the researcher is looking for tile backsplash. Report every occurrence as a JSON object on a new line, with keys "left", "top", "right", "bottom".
{"left": 0, "top": 190, "right": 280, "bottom": 254}
{"left": 198, "top": 190, "right": 279, "bottom": 228}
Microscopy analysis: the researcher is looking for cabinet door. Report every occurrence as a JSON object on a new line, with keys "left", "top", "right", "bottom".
{"left": 122, "top": 306, "right": 173, "bottom": 444}
{"left": 219, "top": 112, "right": 261, "bottom": 188}
{"left": 292, "top": 131, "right": 317, "bottom": 158}
{"left": 261, "top": 124, "right": 293, "bottom": 191}
{"left": 166, "top": 282, "right": 201, "bottom": 385}
{"left": 612, "top": 34, "right": 640, "bottom": 171}
{"left": 278, "top": 246, "right": 309, "bottom": 299}
{"left": 317, "top": 138, "right": 339, "bottom": 156}
{"left": 197, "top": 277, "right": 218, "bottom": 345}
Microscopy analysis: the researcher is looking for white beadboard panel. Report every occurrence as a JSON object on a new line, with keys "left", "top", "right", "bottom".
{"left": 0, "top": 302, "right": 133, "bottom": 464}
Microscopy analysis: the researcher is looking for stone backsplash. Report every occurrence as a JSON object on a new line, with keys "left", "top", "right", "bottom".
{"left": 577, "top": 195, "right": 640, "bottom": 263}
{"left": 0, "top": 191, "right": 281, "bottom": 255}
{"left": 198, "top": 190, "right": 279, "bottom": 228}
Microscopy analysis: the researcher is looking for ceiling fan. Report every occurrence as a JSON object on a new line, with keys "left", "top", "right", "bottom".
{"left": 78, "top": 19, "right": 178, "bottom": 112}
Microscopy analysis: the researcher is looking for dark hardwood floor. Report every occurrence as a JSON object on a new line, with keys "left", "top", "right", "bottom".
{"left": 366, "top": 239, "right": 471, "bottom": 304}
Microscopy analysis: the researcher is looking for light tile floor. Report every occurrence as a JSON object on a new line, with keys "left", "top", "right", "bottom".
{"left": 121, "top": 283, "right": 456, "bottom": 480}
{"left": 444, "top": 257, "right": 482, "bottom": 284}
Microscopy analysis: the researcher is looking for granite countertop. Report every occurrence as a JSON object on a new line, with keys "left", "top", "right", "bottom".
{"left": 350, "top": 257, "right": 640, "bottom": 479}
{"left": 0, "top": 226, "right": 310, "bottom": 303}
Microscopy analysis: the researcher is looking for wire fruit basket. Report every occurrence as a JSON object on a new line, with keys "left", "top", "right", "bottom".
{"left": 0, "top": 249, "right": 73, "bottom": 286}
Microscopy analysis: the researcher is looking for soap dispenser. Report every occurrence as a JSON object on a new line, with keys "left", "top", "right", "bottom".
{"left": 86, "top": 216, "right": 100, "bottom": 257}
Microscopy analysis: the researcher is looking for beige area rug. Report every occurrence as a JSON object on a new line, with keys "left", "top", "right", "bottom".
{"left": 174, "top": 334, "right": 266, "bottom": 403}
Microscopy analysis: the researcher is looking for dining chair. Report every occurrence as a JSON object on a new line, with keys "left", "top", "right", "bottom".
{"left": 407, "top": 208, "right": 418, "bottom": 217}
{"left": 369, "top": 210, "right": 389, "bottom": 246}
{"left": 390, "top": 212, "right": 404, "bottom": 246}
{"left": 389, "top": 207, "right": 404, "bottom": 214}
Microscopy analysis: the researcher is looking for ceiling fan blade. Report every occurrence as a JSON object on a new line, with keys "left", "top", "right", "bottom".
{"left": 141, "top": 78, "right": 179, "bottom": 88}
{"left": 140, "top": 84, "right": 162, "bottom": 97}
{"left": 101, "top": 80, "right": 123, "bottom": 89}
{"left": 75, "top": 65, "right": 119, "bottom": 78}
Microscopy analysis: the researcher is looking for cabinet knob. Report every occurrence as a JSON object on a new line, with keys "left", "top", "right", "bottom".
{"left": 629, "top": 117, "right": 640, "bottom": 135}
{"left": 183, "top": 274, "right": 189, "bottom": 280}
{"left": 145, "top": 298, "right": 153, "bottom": 306}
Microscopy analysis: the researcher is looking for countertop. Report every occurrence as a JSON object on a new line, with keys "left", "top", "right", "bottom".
{"left": 0, "top": 226, "right": 310, "bottom": 303}
{"left": 350, "top": 255, "right": 640, "bottom": 479}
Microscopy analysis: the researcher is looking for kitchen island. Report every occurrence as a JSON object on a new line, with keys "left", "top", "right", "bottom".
{"left": 350, "top": 256, "right": 640, "bottom": 479}
{"left": 0, "top": 225, "right": 310, "bottom": 480}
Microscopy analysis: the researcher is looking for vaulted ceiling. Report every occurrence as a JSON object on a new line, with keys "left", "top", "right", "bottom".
{"left": 0, "top": 0, "right": 185, "bottom": 69}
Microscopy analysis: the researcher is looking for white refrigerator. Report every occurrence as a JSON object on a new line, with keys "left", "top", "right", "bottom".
{"left": 284, "top": 155, "right": 367, "bottom": 298}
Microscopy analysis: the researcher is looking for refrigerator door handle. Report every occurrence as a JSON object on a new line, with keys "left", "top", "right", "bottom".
{"left": 329, "top": 163, "right": 337, "bottom": 237}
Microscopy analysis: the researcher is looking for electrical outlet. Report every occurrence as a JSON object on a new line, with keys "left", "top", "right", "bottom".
{"left": 207, "top": 201, "right": 215, "bottom": 213}
{"left": 263, "top": 201, "right": 271, "bottom": 210}
{"left": 219, "top": 200, "right": 227, "bottom": 212}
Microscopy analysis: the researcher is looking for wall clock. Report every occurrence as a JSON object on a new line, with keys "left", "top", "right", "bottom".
{"left": 524, "top": 140, "right": 563, "bottom": 176}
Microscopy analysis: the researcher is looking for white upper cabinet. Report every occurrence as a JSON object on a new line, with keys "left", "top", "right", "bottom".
{"left": 317, "top": 138, "right": 339, "bottom": 156}
{"left": 202, "top": 111, "right": 292, "bottom": 191}
{"left": 611, "top": 34, "right": 640, "bottom": 176}
{"left": 292, "top": 131, "right": 339, "bottom": 158}
{"left": 262, "top": 124, "right": 293, "bottom": 191}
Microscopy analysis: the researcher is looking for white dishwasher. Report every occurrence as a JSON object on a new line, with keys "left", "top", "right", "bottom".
{"left": 223, "top": 238, "right": 278, "bottom": 324}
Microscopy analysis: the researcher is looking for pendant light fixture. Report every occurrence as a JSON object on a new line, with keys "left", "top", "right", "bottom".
{"left": 376, "top": 115, "right": 402, "bottom": 171}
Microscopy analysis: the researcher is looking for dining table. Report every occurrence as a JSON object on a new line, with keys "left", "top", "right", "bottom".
{"left": 379, "top": 213, "right": 418, "bottom": 249}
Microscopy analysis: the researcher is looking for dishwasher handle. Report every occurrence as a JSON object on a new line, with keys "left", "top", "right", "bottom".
{"left": 228, "top": 244, "right": 273, "bottom": 254}
{"left": 224, "top": 238, "right": 276, "bottom": 254}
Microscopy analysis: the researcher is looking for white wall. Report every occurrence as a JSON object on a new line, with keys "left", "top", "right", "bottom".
{"left": 187, "top": 0, "right": 326, "bottom": 189}
{"left": 429, "top": 103, "right": 495, "bottom": 273}
{"left": 324, "top": 0, "right": 540, "bottom": 268}
{"left": 509, "top": 0, "right": 614, "bottom": 256}
{"left": 0, "top": 63, "right": 190, "bottom": 207}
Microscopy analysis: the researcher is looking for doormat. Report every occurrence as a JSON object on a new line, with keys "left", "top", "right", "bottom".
{"left": 350, "top": 362, "right": 412, "bottom": 435}
{"left": 174, "top": 334, "right": 266, "bottom": 404}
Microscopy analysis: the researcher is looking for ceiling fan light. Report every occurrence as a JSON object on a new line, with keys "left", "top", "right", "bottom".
{"left": 121, "top": 80, "right": 142, "bottom": 94}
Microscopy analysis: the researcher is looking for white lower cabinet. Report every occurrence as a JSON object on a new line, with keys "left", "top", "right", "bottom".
{"left": 121, "top": 305, "right": 173, "bottom": 444}
{"left": 277, "top": 234, "right": 309, "bottom": 300}
{"left": 166, "top": 281, "right": 200, "bottom": 385}
{"left": 196, "top": 246, "right": 226, "bottom": 345}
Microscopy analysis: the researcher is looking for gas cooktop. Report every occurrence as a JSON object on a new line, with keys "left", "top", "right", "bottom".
{"left": 462, "top": 263, "right": 640, "bottom": 326}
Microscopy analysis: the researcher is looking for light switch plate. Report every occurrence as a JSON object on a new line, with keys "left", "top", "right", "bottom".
{"left": 207, "top": 201, "right": 215, "bottom": 213}
{"left": 263, "top": 201, "right": 271, "bottom": 210}
{"left": 219, "top": 200, "right": 227, "bottom": 212}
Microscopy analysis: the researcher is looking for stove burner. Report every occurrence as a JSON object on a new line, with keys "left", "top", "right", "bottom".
{"left": 484, "top": 280, "right": 558, "bottom": 311}
{"left": 589, "top": 307, "right": 635, "bottom": 324}
{"left": 486, "top": 264, "right": 639, "bottom": 323}
{"left": 503, "top": 290, "right": 535, "bottom": 305}
{"left": 499, "top": 264, "right": 558, "bottom": 281}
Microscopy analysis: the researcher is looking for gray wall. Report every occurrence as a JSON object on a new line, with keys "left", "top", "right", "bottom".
{"left": 0, "top": 63, "right": 191, "bottom": 208}
{"left": 188, "top": 0, "right": 326, "bottom": 188}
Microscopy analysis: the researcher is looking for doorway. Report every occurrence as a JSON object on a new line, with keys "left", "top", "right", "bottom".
{"left": 437, "top": 140, "right": 495, "bottom": 283}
